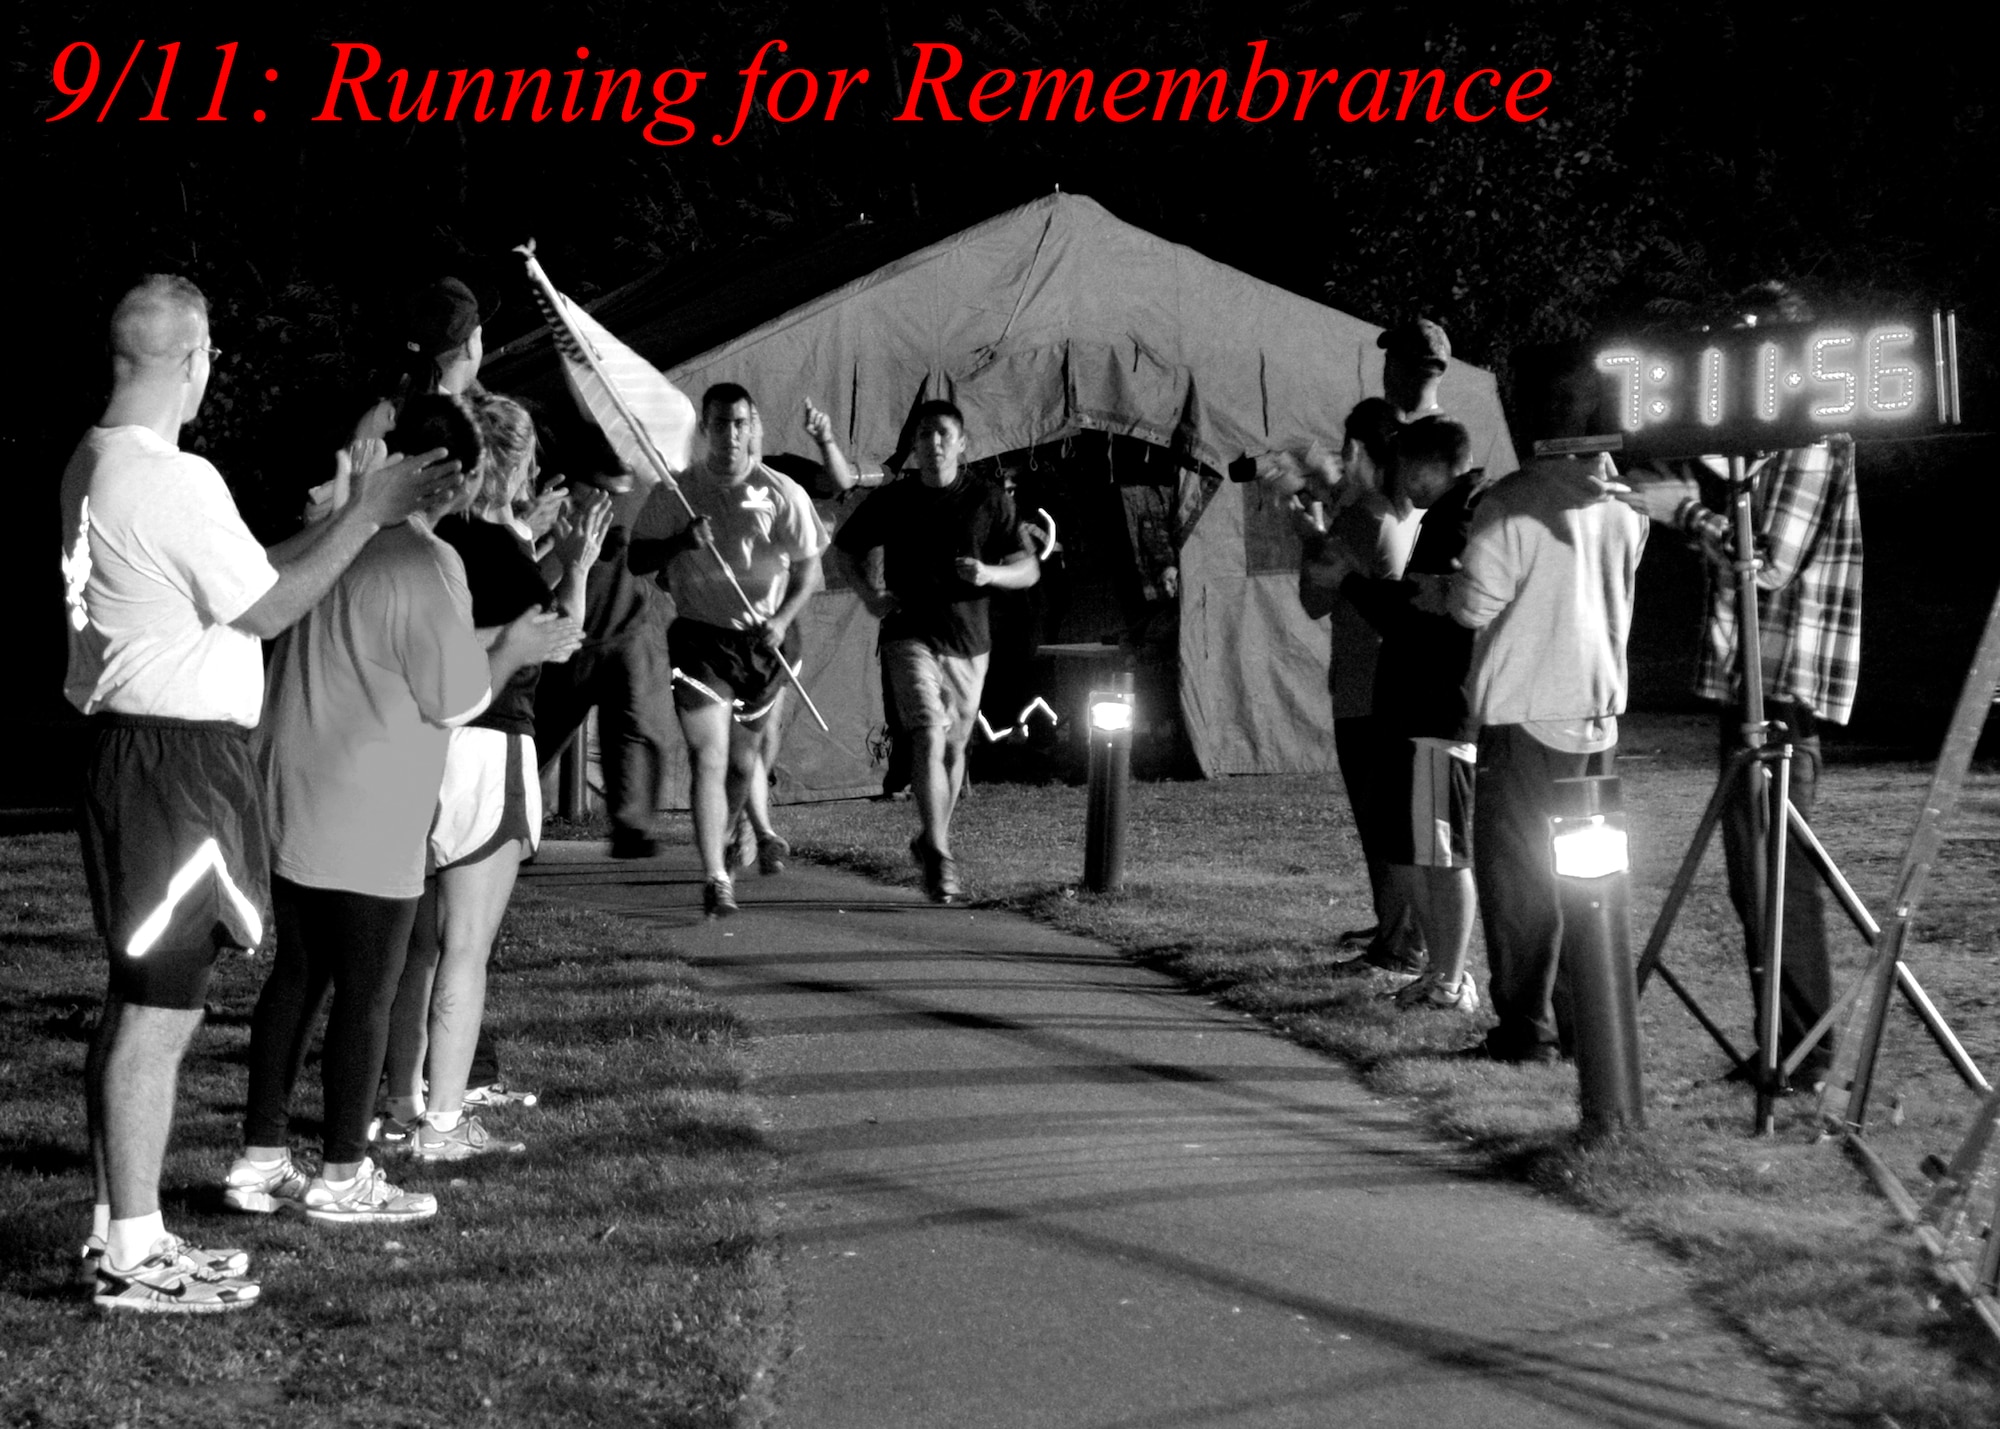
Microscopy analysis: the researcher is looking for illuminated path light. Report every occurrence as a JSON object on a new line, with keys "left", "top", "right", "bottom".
{"left": 1551, "top": 776, "right": 1644, "bottom": 1138}
{"left": 1083, "top": 680, "right": 1134, "bottom": 894}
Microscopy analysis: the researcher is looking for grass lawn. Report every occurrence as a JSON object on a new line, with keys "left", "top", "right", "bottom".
{"left": 6, "top": 708, "right": 1993, "bottom": 1428}
{"left": 768, "top": 711, "right": 2000, "bottom": 1429}
{"left": 0, "top": 834, "right": 783, "bottom": 1428}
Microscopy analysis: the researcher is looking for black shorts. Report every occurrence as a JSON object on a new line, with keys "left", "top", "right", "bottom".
{"left": 667, "top": 618, "right": 802, "bottom": 724}
{"left": 1381, "top": 736, "right": 1477, "bottom": 869}
{"left": 77, "top": 714, "right": 271, "bottom": 1010}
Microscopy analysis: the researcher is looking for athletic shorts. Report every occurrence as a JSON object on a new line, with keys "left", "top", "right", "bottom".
{"left": 77, "top": 713, "right": 270, "bottom": 1010}
{"left": 430, "top": 727, "right": 540, "bottom": 871}
{"left": 1382, "top": 736, "right": 1477, "bottom": 868}
{"left": 882, "top": 639, "right": 989, "bottom": 735}
{"left": 668, "top": 618, "right": 801, "bottom": 725}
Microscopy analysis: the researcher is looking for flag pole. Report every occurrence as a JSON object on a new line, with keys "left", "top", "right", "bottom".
{"left": 514, "top": 242, "right": 829, "bottom": 733}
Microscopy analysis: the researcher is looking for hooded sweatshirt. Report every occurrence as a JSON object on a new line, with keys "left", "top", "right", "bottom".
{"left": 1448, "top": 454, "right": 1648, "bottom": 751}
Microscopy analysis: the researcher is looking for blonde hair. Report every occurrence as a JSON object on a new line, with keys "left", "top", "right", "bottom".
{"left": 467, "top": 389, "right": 536, "bottom": 518}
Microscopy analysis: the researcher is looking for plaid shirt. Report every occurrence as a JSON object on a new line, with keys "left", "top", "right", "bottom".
{"left": 1689, "top": 436, "right": 1862, "bottom": 725}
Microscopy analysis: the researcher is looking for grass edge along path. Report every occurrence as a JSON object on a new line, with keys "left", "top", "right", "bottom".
{"left": 771, "top": 718, "right": 2000, "bottom": 1429}
{"left": 0, "top": 831, "right": 786, "bottom": 1429}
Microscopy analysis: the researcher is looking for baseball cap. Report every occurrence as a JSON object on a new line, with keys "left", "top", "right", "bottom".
{"left": 404, "top": 276, "right": 483, "bottom": 358}
{"left": 1376, "top": 318, "right": 1451, "bottom": 372}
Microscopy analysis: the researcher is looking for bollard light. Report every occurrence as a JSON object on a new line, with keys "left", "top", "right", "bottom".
{"left": 1551, "top": 775, "right": 1645, "bottom": 1139}
{"left": 1083, "top": 680, "right": 1134, "bottom": 893}
{"left": 1550, "top": 813, "right": 1629, "bottom": 879}
{"left": 1089, "top": 697, "right": 1135, "bottom": 733}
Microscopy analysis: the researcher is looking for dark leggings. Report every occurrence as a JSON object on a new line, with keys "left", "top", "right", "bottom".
{"left": 243, "top": 879, "right": 420, "bottom": 1166}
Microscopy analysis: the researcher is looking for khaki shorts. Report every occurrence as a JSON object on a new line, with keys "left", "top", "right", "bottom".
{"left": 883, "top": 639, "right": 988, "bottom": 738}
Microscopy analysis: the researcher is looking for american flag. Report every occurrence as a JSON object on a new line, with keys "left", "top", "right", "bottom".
{"left": 516, "top": 245, "right": 696, "bottom": 482}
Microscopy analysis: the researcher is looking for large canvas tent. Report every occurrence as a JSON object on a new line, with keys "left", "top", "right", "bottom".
{"left": 493, "top": 192, "right": 1517, "bottom": 802}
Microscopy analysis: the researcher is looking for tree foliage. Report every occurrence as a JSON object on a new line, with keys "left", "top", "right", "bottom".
{"left": 14, "top": 1, "right": 1993, "bottom": 523}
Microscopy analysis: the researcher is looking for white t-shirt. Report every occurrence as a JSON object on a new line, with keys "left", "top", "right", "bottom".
{"left": 61, "top": 425, "right": 279, "bottom": 727}
{"left": 260, "top": 522, "right": 492, "bottom": 898}
{"left": 655, "top": 461, "right": 829, "bottom": 630}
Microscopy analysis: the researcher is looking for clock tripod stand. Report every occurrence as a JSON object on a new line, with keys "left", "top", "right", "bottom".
{"left": 1630, "top": 454, "right": 1863, "bottom": 1135}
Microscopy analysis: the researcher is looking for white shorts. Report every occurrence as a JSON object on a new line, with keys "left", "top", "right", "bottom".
{"left": 430, "top": 728, "right": 541, "bottom": 871}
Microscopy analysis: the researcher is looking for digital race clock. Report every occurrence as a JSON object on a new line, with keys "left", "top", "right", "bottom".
{"left": 1545, "top": 313, "right": 1962, "bottom": 460}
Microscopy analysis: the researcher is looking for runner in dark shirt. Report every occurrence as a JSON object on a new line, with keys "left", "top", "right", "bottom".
{"left": 832, "top": 400, "right": 1039, "bottom": 902}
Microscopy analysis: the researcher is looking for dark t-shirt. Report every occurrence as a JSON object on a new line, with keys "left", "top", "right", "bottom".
{"left": 586, "top": 524, "right": 665, "bottom": 650}
{"left": 1341, "top": 475, "right": 1482, "bottom": 743}
{"left": 832, "top": 472, "right": 1019, "bottom": 657}
{"left": 434, "top": 514, "right": 551, "bottom": 736}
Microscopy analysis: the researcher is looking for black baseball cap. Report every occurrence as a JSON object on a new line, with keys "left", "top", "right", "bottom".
{"left": 1377, "top": 318, "right": 1452, "bottom": 372}
{"left": 404, "top": 276, "right": 483, "bottom": 358}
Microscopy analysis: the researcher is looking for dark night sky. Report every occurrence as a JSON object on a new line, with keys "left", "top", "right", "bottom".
{"left": 10, "top": 1, "right": 1997, "bottom": 759}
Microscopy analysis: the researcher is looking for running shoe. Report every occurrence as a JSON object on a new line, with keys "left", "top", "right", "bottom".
{"left": 222, "top": 1153, "right": 313, "bottom": 1215}
{"left": 370, "top": 1112, "right": 419, "bottom": 1151}
{"left": 1391, "top": 970, "right": 1482, "bottom": 1013}
{"left": 80, "top": 1233, "right": 247, "bottom": 1284}
{"left": 756, "top": 832, "right": 790, "bottom": 877}
{"left": 704, "top": 875, "right": 739, "bottom": 918}
{"left": 94, "top": 1237, "right": 260, "bottom": 1314}
{"left": 302, "top": 1157, "right": 439, "bottom": 1224}
{"left": 1461, "top": 1033, "right": 1562, "bottom": 1065}
{"left": 910, "top": 836, "right": 961, "bottom": 904}
{"left": 463, "top": 1080, "right": 539, "bottom": 1109}
{"left": 411, "top": 1114, "right": 526, "bottom": 1162}
{"left": 609, "top": 830, "right": 663, "bottom": 860}
{"left": 729, "top": 816, "right": 759, "bottom": 871}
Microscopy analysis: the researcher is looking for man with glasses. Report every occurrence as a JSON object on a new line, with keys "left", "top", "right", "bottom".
{"left": 61, "top": 274, "right": 456, "bottom": 1311}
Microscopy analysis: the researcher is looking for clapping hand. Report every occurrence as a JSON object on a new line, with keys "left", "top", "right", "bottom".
{"left": 351, "top": 446, "right": 463, "bottom": 528}
{"left": 552, "top": 487, "right": 614, "bottom": 569}
{"left": 1288, "top": 495, "right": 1330, "bottom": 539}
{"left": 499, "top": 608, "right": 585, "bottom": 667}
{"left": 519, "top": 483, "right": 569, "bottom": 541}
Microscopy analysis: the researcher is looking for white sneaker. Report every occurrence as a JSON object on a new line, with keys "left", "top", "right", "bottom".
{"left": 302, "top": 1157, "right": 438, "bottom": 1224}
{"left": 1392, "top": 970, "right": 1482, "bottom": 1013}
{"left": 222, "top": 1154, "right": 312, "bottom": 1214}
{"left": 411, "top": 1113, "right": 526, "bottom": 1162}
{"left": 94, "top": 1236, "right": 260, "bottom": 1313}
{"left": 80, "top": 1233, "right": 247, "bottom": 1284}
{"left": 463, "top": 1081, "right": 538, "bottom": 1110}
{"left": 370, "top": 1112, "right": 420, "bottom": 1152}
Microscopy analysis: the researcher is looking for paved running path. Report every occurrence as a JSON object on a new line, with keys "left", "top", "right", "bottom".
{"left": 521, "top": 843, "right": 1802, "bottom": 1429}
